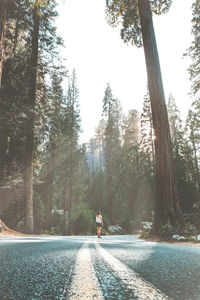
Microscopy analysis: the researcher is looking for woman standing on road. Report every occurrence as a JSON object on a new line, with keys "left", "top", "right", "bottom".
{"left": 96, "top": 210, "right": 103, "bottom": 238}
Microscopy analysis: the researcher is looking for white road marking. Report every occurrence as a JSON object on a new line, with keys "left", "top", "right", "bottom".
{"left": 95, "top": 242, "right": 169, "bottom": 300}
{"left": 66, "top": 242, "right": 103, "bottom": 300}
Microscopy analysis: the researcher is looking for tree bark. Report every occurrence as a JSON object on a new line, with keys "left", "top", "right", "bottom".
{"left": 63, "top": 178, "right": 68, "bottom": 235}
{"left": 0, "top": 1, "right": 9, "bottom": 179}
{"left": 47, "top": 152, "right": 54, "bottom": 217}
{"left": 0, "top": 0, "right": 16, "bottom": 85}
{"left": 68, "top": 143, "right": 73, "bottom": 235}
{"left": 24, "top": 5, "right": 40, "bottom": 233}
{"left": 0, "top": 0, "right": 7, "bottom": 86}
{"left": 138, "top": 0, "right": 183, "bottom": 234}
{"left": 0, "top": 130, "right": 8, "bottom": 180}
{"left": 191, "top": 132, "right": 200, "bottom": 201}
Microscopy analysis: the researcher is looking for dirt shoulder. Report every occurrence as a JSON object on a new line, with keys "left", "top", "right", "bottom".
{"left": 0, "top": 219, "right": 40, "bottom": 237}
{"left": 0, "top": 230, "right": 48, "bottom": 237}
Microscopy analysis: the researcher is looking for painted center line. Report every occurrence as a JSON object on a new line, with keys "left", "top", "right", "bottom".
{"left": 95, "top": 242, "right": 169, "bottom": 300}
{"left": 66, "top": 242, "right": 103, "bottom": 300}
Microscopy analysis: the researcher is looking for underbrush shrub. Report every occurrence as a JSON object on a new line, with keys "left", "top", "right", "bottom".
{"left": 139, "top": 229, "right": 151, "bottom": 239}
{"left": 101, "top": 213, "right": 110, "bottom": 230}
{"left": 182, "top": 222, "right": 198, "bottom": 237}
{"left": 101, "top": 228, "right": 109, "bottom": 235}
{"left": 189, "top": 236, "right": 199, "bottom": 243}
{"left": 159, "top": 224, "right": 178, "bottom": 240}
{"left": 129, "top": 215, "right": 143, "bottom": 233}
{"left": 43, "top": 212, "right": 67, "bottom": 235}
{"left": 183, "top": 213, "right": 200, "bottom": 229}
{"left": 44, "top": 227, "right": 56, "bottom": 235}
{"left": 119, "top": 211, "right": 131, "bottom": 233}
{"left": 72, "top": 203, "right": 95, "bottom": 235}
{"left": 50, "top": 212, "right": 66, "bottom": 234}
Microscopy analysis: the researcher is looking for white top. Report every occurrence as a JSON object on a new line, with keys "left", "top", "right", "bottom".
{"left": 96, "top": 215, "right": 102, "bottom": 224}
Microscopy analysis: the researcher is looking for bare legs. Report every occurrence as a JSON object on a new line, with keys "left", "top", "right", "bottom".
{"left": 97, "top": 226, "right": 102, "bottom": 238}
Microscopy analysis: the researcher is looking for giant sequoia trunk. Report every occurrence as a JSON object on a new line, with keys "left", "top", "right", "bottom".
{"left": 138, "top": 0, "right": 183, "bottom": 234}
{"left": 24, "top": 5, "right": 40, "bottom": 233}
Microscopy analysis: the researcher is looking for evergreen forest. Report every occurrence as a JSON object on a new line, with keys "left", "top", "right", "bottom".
{"left": 0, "top": 0, "right": 200, "bottom": 238}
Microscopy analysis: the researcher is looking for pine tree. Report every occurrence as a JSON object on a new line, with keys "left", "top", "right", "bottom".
{"left": 87, "top": 120, "right": 106, "bottom": 214}
{"left": 185, "top": 0, "right": 200, "bottom": 213}
{"left": 186, "top": 0, "right": 200, "bottom": 96}
{"left": 63, "top": 69, "right": 81, "bottom": 235}
{"left": 167, "top": 95, "right": 193, "bottom": 212}
{"left": 102, "top": 83, "right": 122, "bottom": 223}
{"left": 121, "top": 109, "right": 141, "bottom": 225}
{"left": 140, "top": 92, "right": 154, "bottom": 161}
{"left": 0, "top": 0, "right": 65, "bottom": 232}
{"left": 185, "top": 109, "right": 200, "bottom": 206}
{"left": 40, "top": 68, "right": 66, "bottom": 228}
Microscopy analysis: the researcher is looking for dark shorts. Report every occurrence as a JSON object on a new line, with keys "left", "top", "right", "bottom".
{"left": 96, "top": 222, "right": 102, "bottom": 227}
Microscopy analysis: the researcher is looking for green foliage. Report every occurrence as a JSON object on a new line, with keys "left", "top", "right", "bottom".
{"left": 120, "top": 214, "right": 131, "bottom": 232}
{"left": 72, "top": 203, "right": 95, "bottom": 235}
{"left": 105, "top": 0, "right": 172, "bottom": 46}
{"left": 159, "top": 224, "right": 177, "bottom": 240}
{"left": 167, "top": 94, "right": 196, "bottom": 213}
{"left": 130, "top": 215, "right": 143, "bottom": 232}
{"left": 44, "top": 227, "right": 56, "bottom": 235}
{"left": 182, "top": 222, "right": 198, "bottom": 237}
{"left": 186, "top": 0, "right": 200, "bottom": 95}
{"left": 139, "top": 230, "right": 151, "bottom": 240}
{"left": 34, "top": 195, "right": 46, "bottom": 233}
{"left": 86, "top": 84, "right": 155, "bottom": 232}
{"left": 101, "top": 213, "right": 110, "bottom": 230}
{"left": 0, "top": 0, "right": 66, "bottom": 231}
{"left": 47, "top": 212, "right": 67, "bottom": 235}
{"left": 102, "top": 84, "right": 122, "bottom": 223}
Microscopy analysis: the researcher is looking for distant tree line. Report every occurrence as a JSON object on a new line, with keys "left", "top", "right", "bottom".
{"left": 0, "top": 0, "right": 199, "bottom": 236}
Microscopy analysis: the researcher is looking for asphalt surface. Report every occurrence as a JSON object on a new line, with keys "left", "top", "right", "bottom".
{"left": 0, "top": 235, "right": 200, "bottom": 299}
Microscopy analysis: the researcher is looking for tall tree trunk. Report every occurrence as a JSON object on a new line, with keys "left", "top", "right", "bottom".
{"left": 191, "top": 132, "right": 200, "bottom": 201}
{"left": 68, "top": 179, "right": 72, "bottom": 235}
{"left": 0, "top": 0, "right": 16, "bottom": 85}
{"left": 68, "top": 142, "right": 73, "bottom": 235}
{"left": 0, "top": 130, "right": 8, "bottom": 180}
{"left": 107, "top": 168, "right": 114, "bottom": 223}
{"left": 47, "top": 152, "right": 54, "bottom": 216}
{"left": 138, "top": 0, "right": 183, "bottom": 234}
{"left": 0, "top": 0, "right": 7, "bottom": 86}
{"left": 0, "top": 1, "right": 8, "bottom": 180}
{"left": 63, "top": 179, "right": 68, "bottom": 235}
{"left": 106, "top": 131, "right": 114, "bottom": 223}
{"left": 24, "top": 4, "right": 40, "bottom": 233}
{"left": 6, "top": 134, "right": 16, "bottom": 175}
{"left": 89, "top": 141, "right": 95, "bottom": 207}
{"left": 63, "top": 151, "right": 69, "bottom": 236}
{"left": 12, "top": 0, "right": 21, "bottom": 54}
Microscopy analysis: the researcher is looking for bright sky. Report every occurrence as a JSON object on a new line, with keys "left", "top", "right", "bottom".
{"left": 56, "top": 0, "right": 193, "bottom": 143}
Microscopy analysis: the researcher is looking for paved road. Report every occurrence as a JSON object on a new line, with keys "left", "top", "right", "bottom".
{"left": 0, "top": 235, "right": 200, "bottom": 299}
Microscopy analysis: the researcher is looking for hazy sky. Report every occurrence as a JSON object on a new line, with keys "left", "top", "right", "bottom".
{"left": 56, "top": 0, "right": 193, "bottom": 143}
